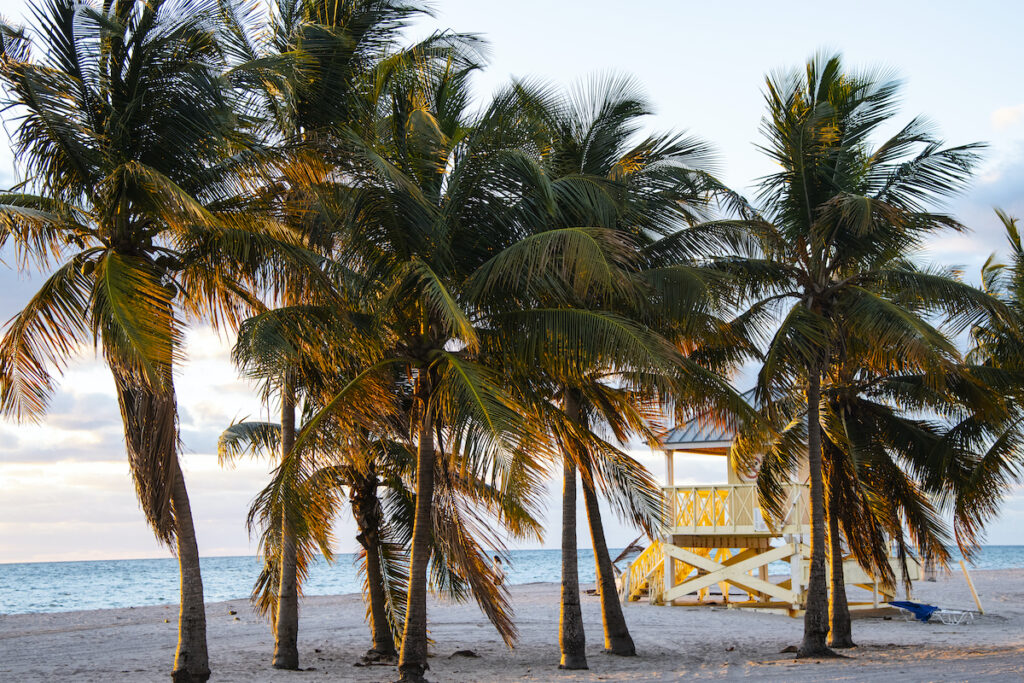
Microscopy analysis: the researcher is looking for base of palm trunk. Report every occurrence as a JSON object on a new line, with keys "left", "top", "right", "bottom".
{"left": 795, "top": 644, "right": 842, "bottom": 659}
{"left": 828, "top": 637, "right": 857, "bottom": 649}
{"left": 362, "top": 648, "right": 398, "bottom": 663}
{"left": 397, "top": 663, "right": 429, "bottom": 682}
{"left": 558, "top": 654, "right": 588, "bottom": 670}
{"left": 171, "top": 667, "right": 211, "bottom": 682}
{"left": 272, "top": 655, "right": 300, "bottom": 670}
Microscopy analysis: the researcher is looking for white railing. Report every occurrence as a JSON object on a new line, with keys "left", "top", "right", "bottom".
{"left": 663, "top": 484, "right": 808, "bottom": 535}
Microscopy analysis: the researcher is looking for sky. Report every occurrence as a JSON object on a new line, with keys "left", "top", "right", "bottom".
{"left": 0, "top": 0, "right": 1022, "bottom": 563}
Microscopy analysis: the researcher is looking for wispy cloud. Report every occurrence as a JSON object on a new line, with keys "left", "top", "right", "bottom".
{"left": 992, "top": 104, "right": 1024, "bottom": 131}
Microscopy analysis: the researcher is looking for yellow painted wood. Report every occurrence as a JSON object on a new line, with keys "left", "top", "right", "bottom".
{"left": 960, "top": 560, "right": 984, "bottom": 614}
{"left": 670, "top": 535, "right": 772, "bottom": 549}
{"left": 663, "top": 484, "right": 808, "bottom": 536}
{"left": 663, "top": 543, "right": 798, "bottom": 604}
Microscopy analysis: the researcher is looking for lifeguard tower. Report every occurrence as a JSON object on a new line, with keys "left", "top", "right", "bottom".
{"left": 620, "top": 419, "right": 919, "bottom": 615}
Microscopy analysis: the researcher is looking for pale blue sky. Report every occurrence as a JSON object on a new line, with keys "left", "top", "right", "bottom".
{"left": 0, "top": 0, "right": 1021, "bottom": 562}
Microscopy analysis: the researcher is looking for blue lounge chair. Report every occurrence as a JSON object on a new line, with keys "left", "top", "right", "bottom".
{"left": 889, "top": 601, "right": 975, "bottom": 625}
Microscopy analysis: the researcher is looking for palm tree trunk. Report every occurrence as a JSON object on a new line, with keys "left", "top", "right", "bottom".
{"left": 827, "top": 466, "right": 855, "bottom": 649}
{"left": 797, "top": 369, "right": 836, "bottom": 658}
{"left": 559, "top": 389, "right": 588, "bottom": 671}
{"left": 581, "top": 475, "right": 635, "bottom": 656}
{"left": 398, "top": 375, "right": 436, "bottom": 683}
{"left": 171, "top": 459, "right": 210, "bottom": 683}
{"left": 111, "top": 366, "right": 208, "bottom": 682}
{"left": 273, "top": 381, "right": 299, "bottom": 669}
{"left": 352, "top": 470, "right": 397, "bottom": 660}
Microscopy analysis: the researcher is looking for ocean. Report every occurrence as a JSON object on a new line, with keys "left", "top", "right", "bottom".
{"left": 2, "top": 546, "right": 1023, "bottom": 615}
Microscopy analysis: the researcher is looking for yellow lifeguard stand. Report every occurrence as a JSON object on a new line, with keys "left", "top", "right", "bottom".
{"left": 620, "top": 419, "right": 919, "bottom": 615}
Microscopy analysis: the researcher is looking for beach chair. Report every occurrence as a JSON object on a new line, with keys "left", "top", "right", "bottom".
{"left": 888, "top": 601, "right": 976, "bottom": 625}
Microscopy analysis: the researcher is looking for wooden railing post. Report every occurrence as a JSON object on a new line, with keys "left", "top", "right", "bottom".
{"left": 669, "top": 486, "right": 676, "bottom": 530}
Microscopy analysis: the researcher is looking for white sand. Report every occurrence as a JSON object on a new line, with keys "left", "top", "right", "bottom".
{"left": 2, "top": 569, "right": 1022, "bottom": 681}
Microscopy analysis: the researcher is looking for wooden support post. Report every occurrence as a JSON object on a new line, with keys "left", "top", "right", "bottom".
{"left": 960, "top": 560, "right": 984, "bottom": 614}
{"left": 665, "top": 451, "right": 675, "bottom": 529}
{"left": 664, "top": 547, "right": 675, "bottom": 606}
{"left": 787, "top": 535, "right": 803, "bottom": 609}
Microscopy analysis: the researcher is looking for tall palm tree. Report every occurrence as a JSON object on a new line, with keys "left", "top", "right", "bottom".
{"left": 327, "top": 64, "right": 699, "bottom": 682}
{"left": 726, "top": 53, "right": 984, "bottom": 657}
{"left": 215, "top": 0, "right": 447, "bottom": 667}
{"left": 955, "top": 210, "right": 1024, "bottom": 546}
{"left": 504, "top": 74, "right": 750, "bottom": 665}
{"left": 0, "top": 1, "right": 301, "bottom": 679}
{"left": 332, "top": 64, "right": 553, "bottom": 683}
{"left": 751, "top": 321, "right": 989, "bottom": 649}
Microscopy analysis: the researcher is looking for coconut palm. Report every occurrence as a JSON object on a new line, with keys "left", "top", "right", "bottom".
{"left": 325, "top": 62, "right": 708, "bottom": 681}
{"left": 221, "top": 302, "right": 529, "bottom": 663}
{"left": 499, "top": 74, "right": 751, "bottom": 666}
{"left": 0, "top": 0, "right": 307, "bottom": 679}
{"left": 215, "top": 0, "right": 448, "bottom": 667}
{"left": 953, "top": 210, "right": 1024, "bottom": 547}
{"left": 327, "top": 64, "right": 555, "bottom": 682}
{"left": 231, "top": 360, "right": 539, "bottom": 664}
{"left": 751, "top": 320, "right": 986, "bottom": 649}
{"left": 223, "top": 302, "right": 382, "bottom": 666}
{"left": 726, "top": 52, "right": 985, "bottom": 657}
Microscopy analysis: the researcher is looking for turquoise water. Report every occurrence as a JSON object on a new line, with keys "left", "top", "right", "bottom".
{"left": 2, "top": 546, "right": 1022, "bottom": 615}
{"left": 0, "top": 549, "right": 604, "bottom": 614}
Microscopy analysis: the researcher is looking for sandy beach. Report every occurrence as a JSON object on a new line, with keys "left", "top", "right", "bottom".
{"left": 2, "top": 568, "right": 1022, "bottom": 682}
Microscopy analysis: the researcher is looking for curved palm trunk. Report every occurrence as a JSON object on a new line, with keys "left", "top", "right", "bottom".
{"left": 581, "top": 476, "right": 635, "bottom": 656}
{"left": 798, "top": 370, "right": 836, "bottom": 658}
{"left": 112, "top": 367, "right": 209, "bottom": 682}
{"left": 273, "top": 382, "right": 300, "bottom": 669}
{"left": 171, "top": 460, "right": 210, "bottom": 683}
{"left": 827, "top": 467, "right": 855, "bottom": 649}
{"left": 352, "top": 470, "right": 397, "bottom": 660}
{"left": 559, "top": 457, "right": 588, "bottom": 669}
{"left": 398, "top": 376, "right": 436, "bottom": 683}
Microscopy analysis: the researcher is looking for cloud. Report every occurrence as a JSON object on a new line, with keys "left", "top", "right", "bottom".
{"left": 992, "top": 104, "right": 1024, "bottom": 131}
{"left": 0, "top": 458, "right": 276, "bottom": 562}
{"left": 938, "top": 145, "right": 1024, "bottom": 280}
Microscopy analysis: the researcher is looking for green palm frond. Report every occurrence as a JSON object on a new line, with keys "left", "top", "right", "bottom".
{"left": 0, "top": 254, "right": 95, "bottom": 419}
{"left": 94, "top": 252, "right": 184, "bottom": 387}
{"left": 218, "top": 420, "right": 282, "bottom": 466}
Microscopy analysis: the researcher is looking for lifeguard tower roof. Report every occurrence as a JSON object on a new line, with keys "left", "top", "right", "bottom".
{"left": 661, "top": 419, "right": 733, "bottom": 455}
{"left": 661, "top": 389, "right": 755, "bottom": 454}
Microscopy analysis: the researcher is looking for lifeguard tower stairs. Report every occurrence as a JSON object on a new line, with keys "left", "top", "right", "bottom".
{"left": 620, "top": 419, "right": 919, "bottom": 616}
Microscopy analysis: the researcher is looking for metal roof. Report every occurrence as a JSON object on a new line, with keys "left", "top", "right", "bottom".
{"left": 660, "top": 419, "right": 734, "bottom": 452}
{"left": 660, "top": 389, "right": 753, "bottom": 453}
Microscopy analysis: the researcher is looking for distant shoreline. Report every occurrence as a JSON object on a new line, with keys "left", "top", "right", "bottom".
{"left": 6, "top": 547, "right": 1024, "bottom": 616}
{"left": 4, "top": 543, "right": 1023, "bottom": 566}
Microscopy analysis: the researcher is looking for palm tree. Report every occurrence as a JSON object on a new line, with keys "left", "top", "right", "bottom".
{"left": 224, "top": 304, "right": 371, "bottom": 667}
{"left": 215, "top": 0, "right": 446, "bottom": 667}
{"left": 0, "top": 1, "right": 300, "bottom": 679}
{"left": 221, "top": 304, "right": 408, "bottom": 662}
{"left": 954, "top": 210, "right": 1024, "bottom": 547}
{"left": 726, "top": 53, "right": 984, "bottom": 657}
{"left": 505, "top": 74, "right": 750, "bottom": 665}
{"left": 326, "top": 63, "right": 714, "bottom": 681}
{"left": 230, "top": 282, "right": 542, "bottom": 675}
{"left": 332, "top": 64, "right": 554, "bottom": 682}
{"left": 752, "top": 319, "right": 986, "bottom": 649}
